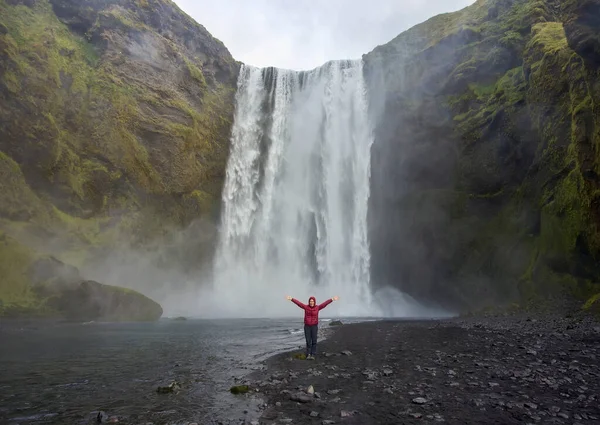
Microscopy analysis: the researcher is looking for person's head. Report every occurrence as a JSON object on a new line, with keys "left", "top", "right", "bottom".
{"left": 308, "top": 296, "right": 316, "bottom": 307}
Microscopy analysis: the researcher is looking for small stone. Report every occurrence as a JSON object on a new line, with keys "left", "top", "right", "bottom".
{"left": 279, "top": 419, "right": 293, "bottom": 424}
{"left": 290, "top": 393, "right": 312, "bottom": 403}
{"left": 327, "top": 389, "right": 340, "bottom": 395}
{"left": 524, "top": 402, "right": 538, "bottom": 409}
{"left": 322, "top": 421, "right": 336, "bottom": 425}
{"left": 557, "top": 412, "right": 569, "bottom": 419}
{"left": 341, "top": 350, "right": 352, "bottom": 356}
{"left": 340, "top": 410, "right": 355, "bottom": 418}
{"left": 412, "top": 397, "right": 428, "bottom": 405}
{"left": 307, "top": 385, "right": 315, "bottom": 394}
{"left": 97, "top": 411, "right": 109, "bottom": 423}
{"left": 489, "top": 382, "right": 499, "bottom": 387}
{"left": 410, "top": 413, "right": 422, "bottom": 419}
{"left": 275, "top": 402, "right": 281, "bottom": 407}
{"left": 383, "top": 369, "right": 393, "bottom": 376}
{"left": 310, "top": 411, "right": 319, "bottom": 417}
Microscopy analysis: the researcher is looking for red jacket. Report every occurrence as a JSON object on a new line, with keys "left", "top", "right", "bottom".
{"left": 292, "top": 296, "right": 332, "bottom": 326}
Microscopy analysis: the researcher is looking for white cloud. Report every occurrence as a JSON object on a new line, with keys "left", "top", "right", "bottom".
{"left": 173, "top": 0, "right": 476, "bottom": 70}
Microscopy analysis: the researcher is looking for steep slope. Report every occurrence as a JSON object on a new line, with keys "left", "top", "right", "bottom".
{"left": 0, "top": 0, "right": 239, "bottom": 317}
{"left": 364, "top": 0, "right": 600, "bottom": 312}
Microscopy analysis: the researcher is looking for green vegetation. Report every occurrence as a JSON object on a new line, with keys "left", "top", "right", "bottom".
{"left": 229, "top": 385, "right": 250, "bottom": 394}
{"left": 0, "top": 0, "right": 238, "bottom": 317}
{"left": 364, "top": 0, "right": 600, "bottom": 313}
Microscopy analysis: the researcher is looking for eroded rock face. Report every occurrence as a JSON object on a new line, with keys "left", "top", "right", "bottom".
{"left": 29, "top": 256, "right": 164, "bottom": 322}
{"left": 364, "top": 0, "right": 600, "bottom": 312}
{"left": 0, "top": 0, "right": 238, "bottom": 316}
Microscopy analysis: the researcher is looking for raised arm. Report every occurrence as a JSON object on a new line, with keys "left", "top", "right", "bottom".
{"left": 318, "top": 296, "right": 338, "bottom": 309}
{"left": 287, "top": 296, "right": 307, "bottom": 309}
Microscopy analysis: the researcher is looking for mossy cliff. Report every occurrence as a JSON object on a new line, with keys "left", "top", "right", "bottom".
{"left": 0, "top": 0, "right": 239, "bottom": 318}
{"left": 364, "top": 0, "right": 600, "bottom": 313}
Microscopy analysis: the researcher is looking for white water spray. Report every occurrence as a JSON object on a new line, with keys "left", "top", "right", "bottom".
{"left": 198, "top": 60, "right": 435, "bottom": 318}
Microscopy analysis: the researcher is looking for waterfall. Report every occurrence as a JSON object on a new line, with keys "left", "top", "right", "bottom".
{"left": 199, "top": 60, "right": 382, "bottom": 317}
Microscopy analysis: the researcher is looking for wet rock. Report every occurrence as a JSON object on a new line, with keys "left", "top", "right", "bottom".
{"left": 156, "top": 381, "right": 181, "bottom": 394}
{"left": 96, "top": 411, "right": 109, "bottom": 423}
{"left": 307, "top": 385, "right": 314, "bottom": 394}
{"left": 524, "top": 402, "right": 538, "bottom": 410}
{"left": 290, "top": 393, "right": 312, "bottom": 403}
{"left": 362, "top": 370, "right": 378, "bottom": 380}
{"left": 412, "top": 397, "right": 428, "bottom": 404}
{"left": 310, "top": 411, "right": 319, "bottom": 417}
{"left": 340, "top": 350, "right": 352, "bottom": 356}
{"left": 322, "top": 420, "right": 336, "bottom": 425}
{"left": 327, "top": 389, "right": 341, "bottom": 395}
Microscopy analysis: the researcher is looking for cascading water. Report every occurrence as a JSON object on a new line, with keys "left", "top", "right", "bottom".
{"left": 198, "top": 59, "right": 434, "bottom": 318}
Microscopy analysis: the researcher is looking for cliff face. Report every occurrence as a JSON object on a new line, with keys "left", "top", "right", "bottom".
{"left": 364, "top": 0, "right": 600, "bottom": 312}
{"left": 0, "top": 0, "right": 239, "bottom": 317}
{"left": 2, "top": 0, "right": 598, "bottom": 318}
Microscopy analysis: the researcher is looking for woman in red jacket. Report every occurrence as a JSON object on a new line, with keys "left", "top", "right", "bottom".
{"left": 286, "top": 295, "right": 339, "bottom": 360}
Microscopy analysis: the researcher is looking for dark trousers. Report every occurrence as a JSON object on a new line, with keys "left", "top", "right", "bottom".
{"left": 304, "top": 324, "right": 318, "bottom": 356}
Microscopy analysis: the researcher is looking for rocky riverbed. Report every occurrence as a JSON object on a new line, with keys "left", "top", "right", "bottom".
{"left": 243, "top": 315, "right": 600, "bottom": 425}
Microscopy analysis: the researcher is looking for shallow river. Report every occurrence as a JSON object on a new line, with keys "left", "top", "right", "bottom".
{"left": 0, "top": 317, "right": 371, "bottom": 424}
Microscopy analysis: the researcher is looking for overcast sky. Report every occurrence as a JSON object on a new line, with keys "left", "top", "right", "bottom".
{"left": 173, "top": 0, "right": 476, "bottom": 70}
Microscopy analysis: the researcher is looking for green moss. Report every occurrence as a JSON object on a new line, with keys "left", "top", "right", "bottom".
{"left": 539, "top": 168, "right": 587, "bottom": 256}
{"left": 0, "top": 151, "right": 49, "bottom": 221}
{"left": 582, "top": 293, "right": 600, "bottom": 310}
{"left": 230, "top": 385, "right": 250, "bottom": 394}
{"left": 0, "top": 231, "right": 37, "bottom": 313}
{"left": 184, "top": 57, "right": 207, "bottom": 88}
{"left": 529, "top": 22, "right": 568, "bottom": 54}
{"left": 499, "top": 31, "right": 524, "bottom": 49}
{"left": 101, "top": 5, "right": 149, "bottom": 31}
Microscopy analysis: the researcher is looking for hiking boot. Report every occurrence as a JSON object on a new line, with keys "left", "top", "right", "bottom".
{"left": 307, "top": 355, "right": 315, "bottom": 360}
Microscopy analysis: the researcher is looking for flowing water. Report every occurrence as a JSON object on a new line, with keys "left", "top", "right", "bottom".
{"left": 1, "top": 318, "right": 367, "bottom": 424}
{"left": 200, "top": 60, "right": 381, "bottom": 318}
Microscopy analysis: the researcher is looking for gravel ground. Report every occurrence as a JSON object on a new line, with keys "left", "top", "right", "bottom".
{"left": 242, "top": 315, "right": 600, "bottom": 425}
